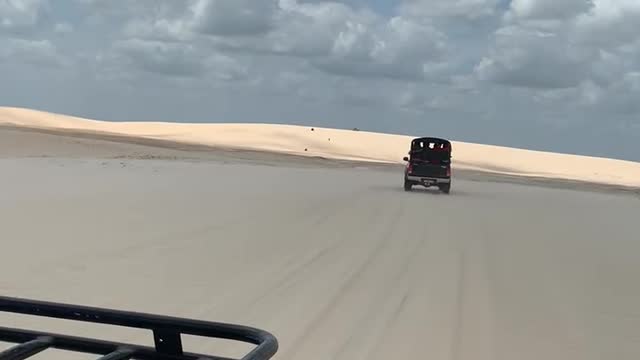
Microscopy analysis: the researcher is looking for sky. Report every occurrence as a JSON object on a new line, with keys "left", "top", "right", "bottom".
{"left": 0, "top": 0, "right": 639, "bottom": 161}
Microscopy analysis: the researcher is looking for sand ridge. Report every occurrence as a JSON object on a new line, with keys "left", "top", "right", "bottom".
{"left": 1, "top": 106, "right": 639, "bottom": 188}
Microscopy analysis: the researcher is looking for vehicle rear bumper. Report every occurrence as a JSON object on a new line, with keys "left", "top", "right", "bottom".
{"left": 406, "top": 175, "right": 451, "bottom": 184}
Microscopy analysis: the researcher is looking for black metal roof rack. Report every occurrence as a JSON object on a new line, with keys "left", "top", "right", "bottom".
{"left": 0, "top": 296, "right": 278, "bottom": 360}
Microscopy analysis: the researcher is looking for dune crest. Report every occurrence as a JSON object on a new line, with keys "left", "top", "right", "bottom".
{"left": 1, "top": 106, "right": 639, "bottom": 188}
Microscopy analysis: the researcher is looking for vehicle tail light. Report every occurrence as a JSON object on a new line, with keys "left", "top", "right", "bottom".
{"left": 446, "top": 167, "right": 451, "bottom": 176}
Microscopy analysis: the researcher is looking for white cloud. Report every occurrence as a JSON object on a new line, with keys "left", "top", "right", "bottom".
{"left": 191, "top": 0, "right": 279, "bottom": 36}
{"left": 113, "top": 39, "right": 206, "bottom": 77}
{"left": 117, "top": 0, "right": 449, "bottom": 81}
{"left": 476, "top": 0, "right": 640, "bottom": 93}
{"left": 212, "top": 1, "right": 378, "bottom": 58}
{"left": 507, "top": 0, "right": 593, "bottom": 21}
{"left": 399, "top": 0, "right": 502, "bottom": 19}
{"left": 573, "top": 0, "right": 640, "bottom": 48}
{"left": 0, "top": 38, "right": 67, "bottom": 67}
{"left": 475, "top": 26, "right": 595, "bottom": 89}
{"left": 597, "top": 72, "right": 640, "bottom": 115}
{"left": 0, "top": 0, "right": 48, "bottom": 33}
{"left": 123, "top": 17, "right": 192, "bottom": 42}
{"left": 54, "top": 22, "right": 73, "bottom": 34}
{"left": 311, "top": 14, "right": 448, "bottom": 80}
{"left": 269, "top": 2, "right": 448, "bottom": 80}
{"left": 112, "top": 38, "right": 248, "bottom": 81}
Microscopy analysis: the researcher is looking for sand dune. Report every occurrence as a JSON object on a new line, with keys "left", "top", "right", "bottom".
{"left": 1, "top": 106, "right": 639, "bottom": 188}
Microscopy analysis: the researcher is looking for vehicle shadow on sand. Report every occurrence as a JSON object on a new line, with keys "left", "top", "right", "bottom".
{"left": 406, "top": 187, "right": 450, "bottom": 195}
{"left": 405, "top": 187, "right": 472, "bottom": 196}
{"left": 369, "top": 184, "right": 472, "bottom": 197}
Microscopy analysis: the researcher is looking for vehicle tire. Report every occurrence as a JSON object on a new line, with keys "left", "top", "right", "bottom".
{"left": 404, "top": 179, "right": 412, "bottom": 191}
{"left": 440, "top": 183, "right": 451, "bottom": 194}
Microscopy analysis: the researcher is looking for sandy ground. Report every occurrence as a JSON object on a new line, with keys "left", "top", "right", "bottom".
{"left": 1, "top": 128, "right": 639, "bottom": 360}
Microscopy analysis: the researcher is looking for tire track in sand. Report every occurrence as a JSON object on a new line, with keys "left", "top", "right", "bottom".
{"left": 276, "top": 199, "right": 407, "bottom": 360}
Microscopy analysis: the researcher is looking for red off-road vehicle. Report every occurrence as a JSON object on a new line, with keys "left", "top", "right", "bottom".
{"left": 403, "top": 137, "right": 452, "bottom": 194}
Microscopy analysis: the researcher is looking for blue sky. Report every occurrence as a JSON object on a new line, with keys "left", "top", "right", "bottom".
{"left": 1, "top": 0, "right": 639, "bottom": 161}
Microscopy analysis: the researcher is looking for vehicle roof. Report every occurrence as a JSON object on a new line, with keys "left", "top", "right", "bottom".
{"left": 411, "top": 137, "right": 451, "bottom": 145}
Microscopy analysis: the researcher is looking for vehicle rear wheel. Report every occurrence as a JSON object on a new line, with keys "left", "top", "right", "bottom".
{"left": 439, "top": 183, "right": 450, "bottom": 194}
{"left": 404, "top": 179, "right": 412, "bottom": 191}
